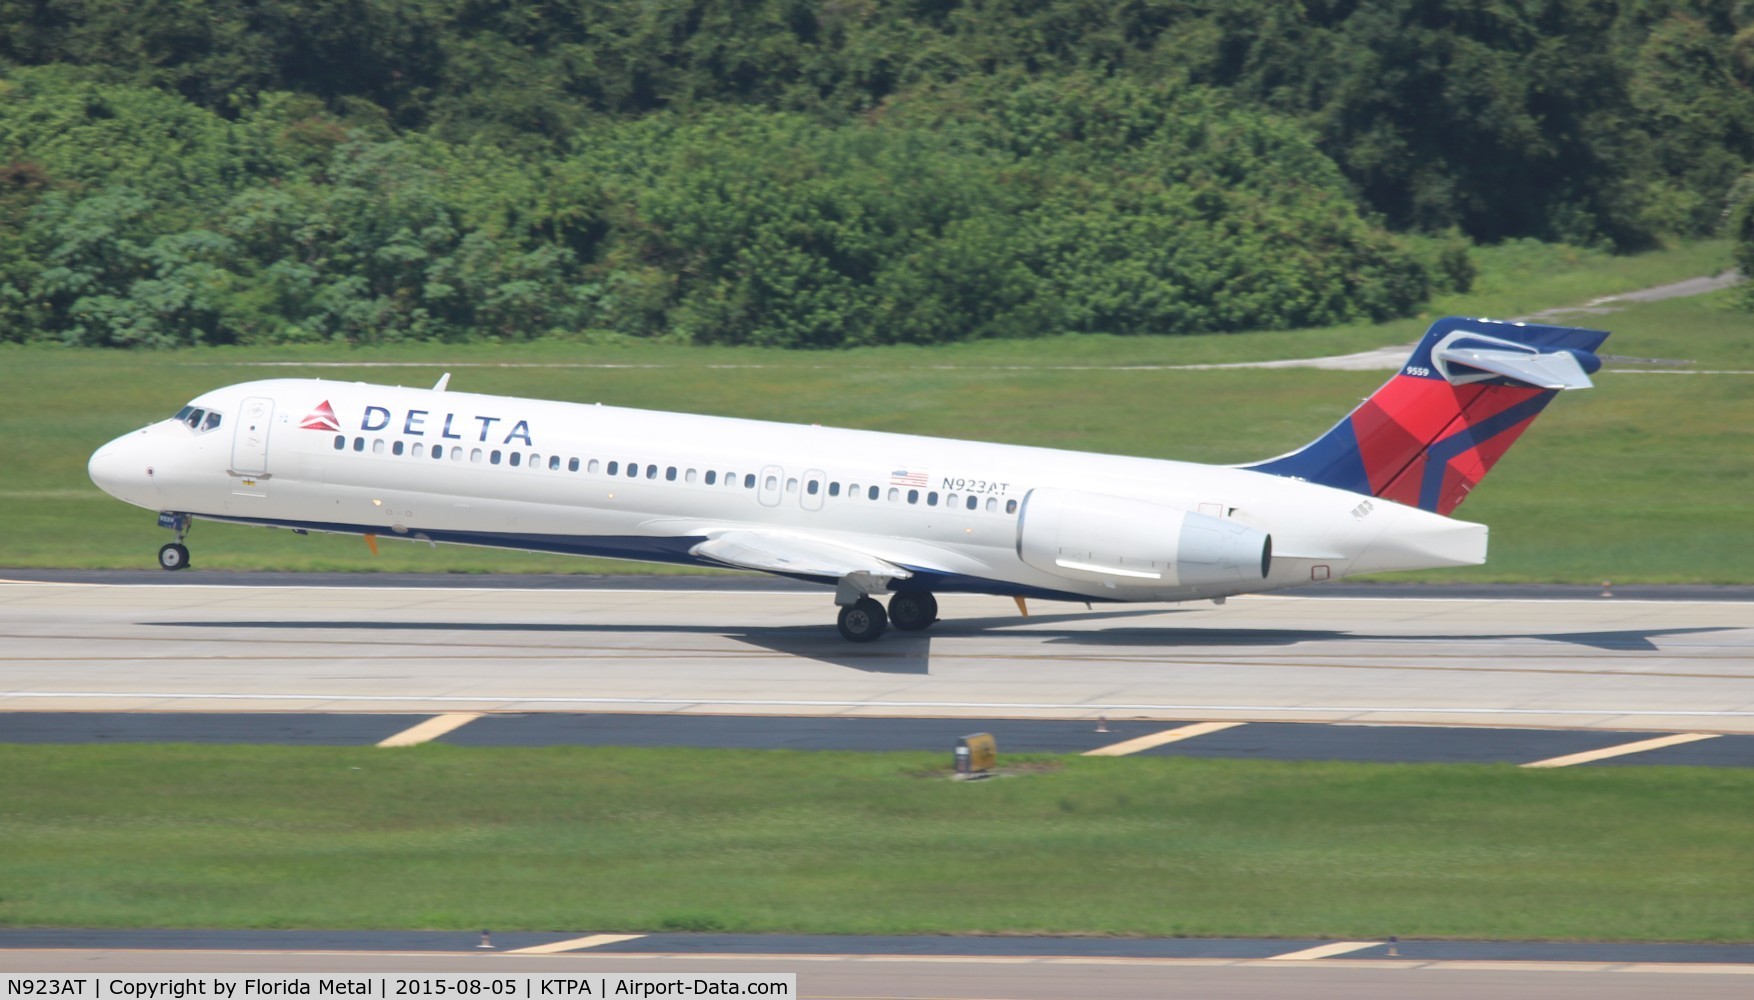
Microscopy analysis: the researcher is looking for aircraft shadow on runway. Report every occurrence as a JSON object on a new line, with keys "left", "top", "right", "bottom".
{"left": 146, "top": 608, "right": 1166, "bottom": 675}
{"left": 149, "top": 618, "right": 941, "bottom": 673}
{"left": 1019, "top": 624, "right": 1739, "bottom": 652}
{"left": 150, "top": 619, "right": 1736, "bottom": 674}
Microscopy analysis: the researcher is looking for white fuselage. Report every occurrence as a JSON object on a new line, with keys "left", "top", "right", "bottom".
{"left": 88, "top": 378, "right": 1487, "bottom": 603}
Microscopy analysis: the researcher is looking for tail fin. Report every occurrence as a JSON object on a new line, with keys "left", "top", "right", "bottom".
{"left": 1246, "top": 317, "right": 1608, "bottom": 515}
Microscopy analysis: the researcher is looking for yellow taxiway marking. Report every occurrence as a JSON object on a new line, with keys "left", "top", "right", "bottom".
{"left": 376, "top": 712, "right": 484, "bottom": 747}
{"left": 509, "top": 934, "right": 647, "bottom": 955}
{"left": 1083, "top": 721, "right": 1245, "bottom": 757}
{"left": 1522, "top": 732, "right": 1720, "bottom": 768}
{"left": 1265, "top": 941, "right": 1384, "bottom": 961}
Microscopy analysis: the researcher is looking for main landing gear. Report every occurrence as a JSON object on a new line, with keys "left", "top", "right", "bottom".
{"left": 887, "top": 591, "right": 939, "bottom": 632}
{"left": 836, "top": 591, "right": 940, "bottom": 642}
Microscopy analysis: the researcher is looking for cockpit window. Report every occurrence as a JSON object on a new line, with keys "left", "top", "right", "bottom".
{"left": 173, "top": 405, "right": 223, "bottom": 433}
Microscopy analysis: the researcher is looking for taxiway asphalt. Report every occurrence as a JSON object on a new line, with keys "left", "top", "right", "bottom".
{"left": 4, "top": 934, "right": 1754, "bottom": 1000}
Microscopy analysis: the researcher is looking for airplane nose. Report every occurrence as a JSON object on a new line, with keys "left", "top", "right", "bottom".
{"left": 88, "top": 432, "right": 159, "bottom": 508}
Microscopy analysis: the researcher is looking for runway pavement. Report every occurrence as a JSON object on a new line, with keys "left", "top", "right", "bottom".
{"left": 1, "top": 574, "right": 1750, "bottom": 733}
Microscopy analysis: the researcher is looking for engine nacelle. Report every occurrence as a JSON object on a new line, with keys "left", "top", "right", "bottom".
{"left": 1015, "top": 488, "right": 1271, "bottom": 588}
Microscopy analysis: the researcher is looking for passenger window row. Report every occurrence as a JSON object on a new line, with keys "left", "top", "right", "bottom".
{"left": 330, "top": 435, "right": 1019, "bottom": 515}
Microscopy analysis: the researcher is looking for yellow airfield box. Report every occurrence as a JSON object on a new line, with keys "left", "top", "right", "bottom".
{"left": 955, "top": 733, "right": 997, "bottom": 776}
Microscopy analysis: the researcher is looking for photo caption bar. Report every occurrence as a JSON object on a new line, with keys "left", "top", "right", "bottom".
{"left": 3, "top": 976, "right": 794, "bottom": 1000}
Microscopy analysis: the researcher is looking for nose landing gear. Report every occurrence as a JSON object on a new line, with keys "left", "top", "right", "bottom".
{"left": 155, "top": 513, "right": 192, "bottom": 570}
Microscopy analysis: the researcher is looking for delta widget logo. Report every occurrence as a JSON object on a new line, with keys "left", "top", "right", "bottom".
{"left": 299, "top": 401, "right": 341, "bottom": 432}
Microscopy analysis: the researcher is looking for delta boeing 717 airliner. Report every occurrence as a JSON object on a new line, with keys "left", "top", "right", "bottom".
{"left": 88, "top": 317, "right": 1607, "bottom": 641}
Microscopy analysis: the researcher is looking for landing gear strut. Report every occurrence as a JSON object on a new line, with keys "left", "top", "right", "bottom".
{"left": 888, "top": 591, "right": 939, "bottom": 631}
{"left": 836, "top": 597, "right": 888, "bottom": 642}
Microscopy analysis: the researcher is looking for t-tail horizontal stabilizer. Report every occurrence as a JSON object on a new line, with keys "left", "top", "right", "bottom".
{"left": 1431, "top": 329, "right": 1596, "bottom": 390}
{"left": 1245, "top": 316, "right": 1609, "bottom": 516}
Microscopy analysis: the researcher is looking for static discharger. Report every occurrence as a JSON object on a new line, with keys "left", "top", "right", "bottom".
{"left": 955, "top": 732, "right": 997, "bottom": 779}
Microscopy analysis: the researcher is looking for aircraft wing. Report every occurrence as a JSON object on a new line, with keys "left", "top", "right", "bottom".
{"left": 689, "top": 529, "right": 913, "bottom": 582}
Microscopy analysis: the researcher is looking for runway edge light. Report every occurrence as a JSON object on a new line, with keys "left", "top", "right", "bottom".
{"left": 955, "top": 733, "right": 997, "bottom": 779}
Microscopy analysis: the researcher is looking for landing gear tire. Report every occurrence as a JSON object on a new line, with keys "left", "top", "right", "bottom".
{"left": 837, "top": 597, "right": 888, "bottom": 643}
{"left": 157, "top": 542, "right": 191, "bottom": 571}
{"left": 889, "top": 591, "right": 938, "bottom": 631}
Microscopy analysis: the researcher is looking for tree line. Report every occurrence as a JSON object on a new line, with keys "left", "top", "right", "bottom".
{"left": 2, "top": 0, "right": 1750, "bottom": 347}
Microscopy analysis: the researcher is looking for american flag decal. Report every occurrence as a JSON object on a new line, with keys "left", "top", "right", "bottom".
{"left": 890, "top": 469, "right": 929, "bottom": 487}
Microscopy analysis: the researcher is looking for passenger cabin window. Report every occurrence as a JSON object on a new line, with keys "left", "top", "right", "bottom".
{"left": 569, "top": 458, "right": 580, "bottom": 472}
{"left": 870, "top": 486, "right": 881, "bottom": 501}
{"left": 333, "top": 435, "right": 345, "bottom": 451}
{"left": 965, "top": 495, "right": 978, "bottom": 511}
{"left": 589, "top": 459, "right": 602, "bottom": 474}
{"left": 1006, "top": 499, "right": 1018, "bottom": 514}
{"left": 551, "top": 456, "right": 562, "bottom": 471}
{"left": 490, "top": 450, "right": 502, "bottom": 465}
{"left": 606, "top": 461, "right": 617, "bottom": 475}
{"left": 744, "top": 474, "right": 756, "bottom": 489}
{"left": 705, "top": 471, "right": 717, "bottom": 485}
{"left": 927, "top": 491, "right": 938, "bottom": 506}
{"left": 510, "top": 453, "right": 523, "bottom": 467}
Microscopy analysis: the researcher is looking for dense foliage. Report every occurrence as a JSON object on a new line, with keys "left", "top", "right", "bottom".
{"left": 2, "top": 0, "right": 1751, "bottom": 346}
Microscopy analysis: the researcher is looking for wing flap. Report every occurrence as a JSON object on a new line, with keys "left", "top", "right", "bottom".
{"left": 690, "top": 530, "right": 911, "bottom": 581}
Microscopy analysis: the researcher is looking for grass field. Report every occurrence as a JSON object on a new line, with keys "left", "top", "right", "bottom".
{"left": 1, "top": 744, "right": 1749, "bottom": 941}
{"left": 1, "top": 238, "right": 1747, "bottom": 581}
